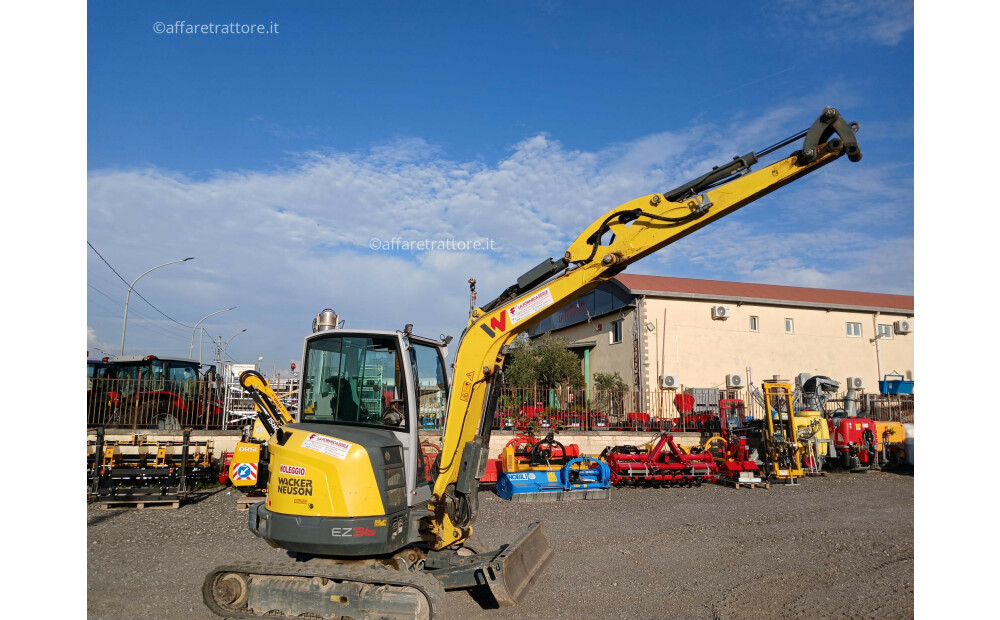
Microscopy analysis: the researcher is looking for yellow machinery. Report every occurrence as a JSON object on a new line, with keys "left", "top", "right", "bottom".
{"left": 204, "top": 107, "right": 861, "bottom": 619}
{"left": 227, "top": 370, "right": 295, "bottom": 494}
{"left": 88, "top": 428, "right": 214, "bottom": 502}
{"left": 875, "top": 420, "right": 908, "bottom": 467}
{"left": 795, "top": 409, "right": 831, "bottom": 473}
{"left": 761, "top": 380, "right": 805, "bottom": 483}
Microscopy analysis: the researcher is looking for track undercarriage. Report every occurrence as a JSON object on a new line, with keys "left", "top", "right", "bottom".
{"left": 204, "top": 521, "right": 552, "bottom": 619}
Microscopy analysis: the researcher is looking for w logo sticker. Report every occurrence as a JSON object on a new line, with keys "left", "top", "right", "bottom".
{"left": 479, "top": 311, "right": 508, "bottom": 338}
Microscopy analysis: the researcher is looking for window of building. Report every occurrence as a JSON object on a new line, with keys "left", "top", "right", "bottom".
{"left": 846, "top": 322, "right": 862, "bottom": 338}
{"left": 877, "top": 324, "right": 894, "bottom": 340}
{"left": 611, "top": 320, "right": 623, "bottom": 344}
{"left": 749, "top": 316, "right": 759, "bottom": 332}
{"left": 785, "top": 318, "right": 794, "bottom": 334}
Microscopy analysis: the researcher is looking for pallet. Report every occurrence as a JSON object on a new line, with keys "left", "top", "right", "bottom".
{"left": 718, "top": 478, "right": 770, "bottom": 490}
{"left": 99, "top": 497, "right": 181, "bottom": 510}
{"left": 804, "top": 471, "right": 827, "bottom": 477}
{"left": 236, "top": 496, "right": 266, "bottom": 511}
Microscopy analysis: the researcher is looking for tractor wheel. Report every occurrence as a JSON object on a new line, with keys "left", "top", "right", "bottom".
{"left": 139, "top": 402, "right": 181, "bottom": 430}
{"left": 156, "top": 413, "right": 181, "bottom": 430}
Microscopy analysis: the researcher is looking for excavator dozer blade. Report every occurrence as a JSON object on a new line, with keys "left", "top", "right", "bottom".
{"left": 482, "top": 520, "right": 553, "bottom": 606}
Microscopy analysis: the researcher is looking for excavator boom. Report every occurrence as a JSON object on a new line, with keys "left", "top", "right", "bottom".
{"left": 426, "top": 107, "right": 861, "bottom": 549}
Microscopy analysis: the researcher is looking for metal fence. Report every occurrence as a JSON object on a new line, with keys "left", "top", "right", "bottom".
{"left": 87, "top": 378, "right": 914, "bottom": 432}
{"left": 491, "top": 385, "right": 915, "bottom": 433}
{"left": 87, "top": 378, "right": 226, "bottom": 431}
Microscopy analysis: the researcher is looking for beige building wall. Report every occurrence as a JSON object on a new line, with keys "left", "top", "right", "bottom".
{"left": 546, "top": 309, "right": 639, "bottom": 388}
{"left": 639, "top": 297, "right": 914, "bottom": 394}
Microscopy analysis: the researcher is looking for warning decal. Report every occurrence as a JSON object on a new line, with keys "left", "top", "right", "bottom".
{"left": 302, "top": 433, "right": 352, "bottom": 460}
{"left": 508, "top": 288, "right": 554, "bottom": 325}
{"left": 232, "top": 463, "right": 258, "bottom": 481}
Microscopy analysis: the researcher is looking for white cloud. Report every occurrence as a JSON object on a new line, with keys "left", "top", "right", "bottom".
{"left": 88, "top": 106, "right": 912, "bottom": 364}
{"left": 771, "top": 0, "right": 914, "bottom": 47}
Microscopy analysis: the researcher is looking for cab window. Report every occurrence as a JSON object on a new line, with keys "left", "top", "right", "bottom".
{"left": 301, "top": 335, "right": 408, "bottom": 431}
{"left": 410, "top": 342, "right": 449, "bottom": 486}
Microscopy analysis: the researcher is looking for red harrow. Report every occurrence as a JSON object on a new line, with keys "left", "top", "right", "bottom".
{"left": 602, "top": 433, "right": 719, "bottom": 486}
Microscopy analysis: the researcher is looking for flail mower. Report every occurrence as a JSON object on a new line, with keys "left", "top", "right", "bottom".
{"left": 495, "top": 433, "right": 611, "bottom": 502}
{"left": 602, "top": 433, "right": 719, "bottom": 486}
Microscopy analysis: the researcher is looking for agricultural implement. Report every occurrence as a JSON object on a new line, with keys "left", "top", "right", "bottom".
{"left": 496, "top": 433, "right": 611, "bottom": 502}
{"left": 88, "top": 426, "right": 215, "bottom": 505}
{"left": 603, "top": 433, "right": 719, "bottom": 486}
{"left": 759, "top": 381, "right": 804, "bottom": 483}
{"left": 827, "top": 415, "right": 883, "bottom": 471}
{"left": 875, "top": 420, "right": 908, "bottom": 469}
{"left": 702, "top": 400, "right": 762, "bottom": 486}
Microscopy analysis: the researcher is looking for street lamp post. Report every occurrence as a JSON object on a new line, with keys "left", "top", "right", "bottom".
{"left": 119, "top": 257, "right": 194, "bottom": 355}
{"left": 222, "top": 328, "right": 247, "bottom": 364}
{"left": 190, "top": 307, "right": 236, "bottom": 361}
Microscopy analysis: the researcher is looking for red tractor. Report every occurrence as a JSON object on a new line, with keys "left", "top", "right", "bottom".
{"left": 95, "top": 355, "right": 222, "bottom": 429}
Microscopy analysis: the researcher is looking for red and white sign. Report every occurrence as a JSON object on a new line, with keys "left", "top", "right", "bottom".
{"left": 279, "top": 464, "right": 306, "bottom": 477}
{"left": 232, "top": 463, "right": 258, "bottom": 481}
{"left": 302, "top": 433, "right": 352, "bottom": 460}
{"left": 509, "top": 287, "right": 554, "bottom": 325}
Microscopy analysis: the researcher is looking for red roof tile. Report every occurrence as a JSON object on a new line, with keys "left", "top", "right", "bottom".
{"left": 613, "top": 274, "right": 913, "bottom": 314}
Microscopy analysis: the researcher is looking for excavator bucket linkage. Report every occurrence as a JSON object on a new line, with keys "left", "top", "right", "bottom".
{"left": 426, "top": 521, "right": 553, "bottom": 607}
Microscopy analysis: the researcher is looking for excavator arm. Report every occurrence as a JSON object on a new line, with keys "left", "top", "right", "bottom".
{"left": 425, "top": 107, "right": 862, "bottom": 549}
{"left": 239, "top": 369, "right": 294, "bottom": 437}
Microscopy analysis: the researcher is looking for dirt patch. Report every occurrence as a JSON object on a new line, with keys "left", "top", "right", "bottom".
{"left": 87, "top": 471, "right": 913, "bottom": 619}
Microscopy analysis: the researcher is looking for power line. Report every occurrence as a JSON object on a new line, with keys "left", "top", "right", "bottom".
{"left": 87, "top": 241, "right": 194, "bottom": 328}
{"left": 86, "top": 281, "right": 193, "bottom": 340}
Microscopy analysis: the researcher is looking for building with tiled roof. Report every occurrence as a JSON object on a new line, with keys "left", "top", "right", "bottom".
{"left": 527, "top": 274, "right": 914, "bottom": 414}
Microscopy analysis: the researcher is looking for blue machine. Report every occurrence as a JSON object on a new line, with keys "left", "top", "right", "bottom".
{"left": 496, "top": 456, "right": 612, "bottom": 502}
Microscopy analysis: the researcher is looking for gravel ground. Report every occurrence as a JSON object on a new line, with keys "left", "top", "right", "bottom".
{"left": 87, "top": 471, "right": 913, "bottom": 619}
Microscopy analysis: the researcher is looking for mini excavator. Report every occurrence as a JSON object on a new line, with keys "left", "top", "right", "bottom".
{"left": 204, "top": 107, "right": 862, "bottom": 619}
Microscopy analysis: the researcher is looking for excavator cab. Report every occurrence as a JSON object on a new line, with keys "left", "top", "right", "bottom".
{"left": 297, "top": 329, "right": 447, "bottom": 503}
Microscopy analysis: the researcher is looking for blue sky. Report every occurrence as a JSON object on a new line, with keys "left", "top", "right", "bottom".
{"left": 85, "top": 0, "right": 914, "bottom": 371}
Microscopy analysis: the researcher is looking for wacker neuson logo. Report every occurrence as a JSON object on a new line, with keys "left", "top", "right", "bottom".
{"left": 277, "top": 477, "right": 313, "bottom": 496}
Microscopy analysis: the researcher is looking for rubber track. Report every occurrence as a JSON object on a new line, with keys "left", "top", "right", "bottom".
{"left": 203, "top": 561, "right": 446, "bottom": 619}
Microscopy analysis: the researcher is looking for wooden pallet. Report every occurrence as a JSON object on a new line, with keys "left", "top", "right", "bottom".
{"left": 718, "top": 478, "right": 770, "bottom": 490}
{"left": 804, "top": 471, "right": 827, "bottom": 477}
{"left": 236, "top": 495, "right": 266, "bottom": 511}
{"left": 99, "top": 497, "right": 181, "bottom": 510}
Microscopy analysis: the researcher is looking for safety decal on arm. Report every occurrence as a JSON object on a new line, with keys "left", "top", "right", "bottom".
{"left": 508, "top": 288, "right": 554, "bottom": 325}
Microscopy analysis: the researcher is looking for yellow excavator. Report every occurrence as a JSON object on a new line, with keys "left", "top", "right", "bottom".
{"left": 203, "top": 107, "right": 862, "bottom": 619}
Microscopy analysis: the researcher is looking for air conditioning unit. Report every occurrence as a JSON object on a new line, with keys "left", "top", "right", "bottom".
{"left": 659, "top": 374, "right": 680, "bottom": 390}
{"left": 846, "top": 376, "right": 866, "bottom": 390}
{"left": 726, "top": 374, "right": 745, "bottom": 389}
{"left": 893, "top": 320, "right": 913, "bottom": 334}
{"left": 711, "top": 305, "right": 731, "bottom": 320}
